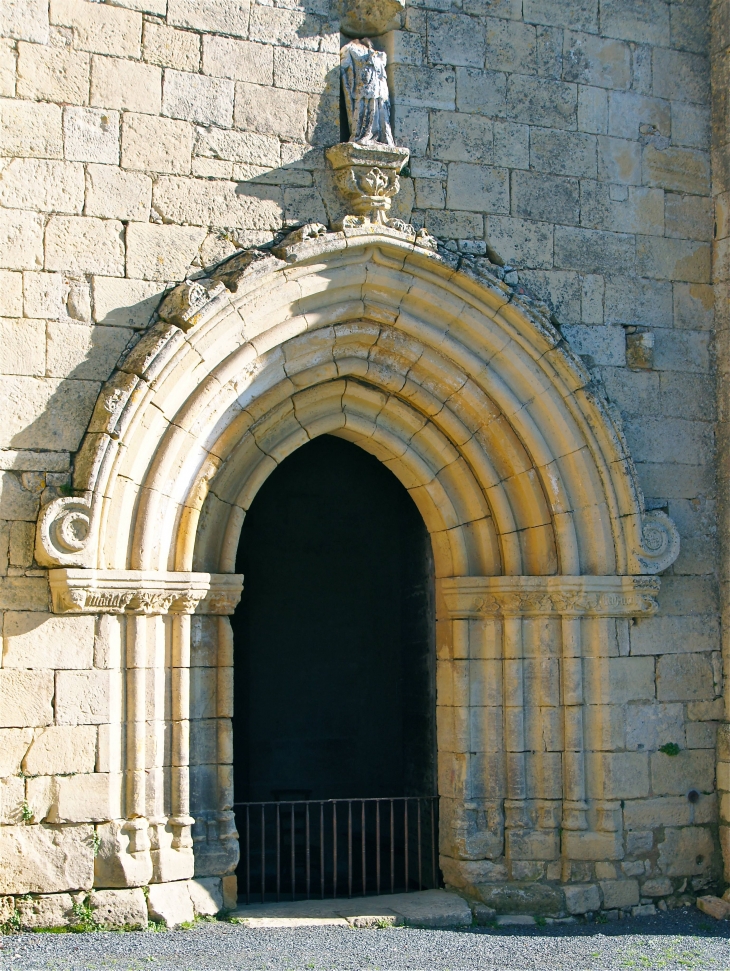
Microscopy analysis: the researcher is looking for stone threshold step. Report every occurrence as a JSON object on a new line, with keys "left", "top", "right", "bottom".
{"left": 230, "top": 889, "right": 472, "bottom": 928}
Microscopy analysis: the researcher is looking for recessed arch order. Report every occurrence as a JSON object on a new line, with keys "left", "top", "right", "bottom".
{"left": 38, "top": 226, "right": 679, "bottom": 894}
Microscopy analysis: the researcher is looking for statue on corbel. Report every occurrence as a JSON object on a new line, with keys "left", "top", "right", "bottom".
{"left": 326, "top": 38, "right": 435, "bottom": 246}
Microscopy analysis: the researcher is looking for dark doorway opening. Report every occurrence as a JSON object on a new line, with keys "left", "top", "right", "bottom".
{"left": 231, "top": 434, "right": 437, "bottom": 899}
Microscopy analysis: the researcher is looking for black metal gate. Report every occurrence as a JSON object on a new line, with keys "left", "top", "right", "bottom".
{"left": 232, "top": 796, "right": 440, "bottom": 904}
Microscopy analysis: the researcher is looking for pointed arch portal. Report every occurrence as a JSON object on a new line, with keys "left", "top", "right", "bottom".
{"left": 38, "top": 227, "right": 678, "bottom": 896}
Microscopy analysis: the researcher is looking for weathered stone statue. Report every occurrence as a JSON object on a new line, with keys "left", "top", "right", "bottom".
{"left": 340, "top": 38, "right": 394, "bottom": 145}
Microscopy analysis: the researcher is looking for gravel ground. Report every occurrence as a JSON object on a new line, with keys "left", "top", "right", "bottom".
{"left": 3, "top": 910, "right": 730, "bottom": 971}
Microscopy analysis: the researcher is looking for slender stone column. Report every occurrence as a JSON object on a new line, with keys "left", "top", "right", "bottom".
{"left": 125, "top": 612, "right": 151, "bottom": 858}
{"left": 561, "top": 616, "right": 588, "bottom": 832}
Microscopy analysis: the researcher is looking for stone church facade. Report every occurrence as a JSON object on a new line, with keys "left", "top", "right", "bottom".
{"left": 0, "top": 0, "right": 725, "bottom": 927}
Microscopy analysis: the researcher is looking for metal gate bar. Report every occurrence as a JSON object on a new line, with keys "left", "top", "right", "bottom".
{"left": 232, "top": 796, "right": 440, "bottom": 905}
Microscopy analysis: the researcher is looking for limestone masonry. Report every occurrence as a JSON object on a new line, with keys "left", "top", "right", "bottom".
{"left": 0, "top": 0, "right": 726, "bottom": 927}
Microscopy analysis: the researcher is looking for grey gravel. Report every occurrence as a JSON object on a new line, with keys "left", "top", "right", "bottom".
{"left": 4, "top": 910, "right": 730, "bottom": 970}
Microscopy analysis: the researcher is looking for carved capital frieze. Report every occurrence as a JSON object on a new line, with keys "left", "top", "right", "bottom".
{"left": 48, "top": 569, "right": 244, "bottom": 616}
{"left": 437, "top": 575, "right": 661, "bottom": 619}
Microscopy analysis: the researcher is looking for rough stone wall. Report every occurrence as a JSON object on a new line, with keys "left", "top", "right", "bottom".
{"left": 0, "top": 0, "right": 722, "bottom": 919}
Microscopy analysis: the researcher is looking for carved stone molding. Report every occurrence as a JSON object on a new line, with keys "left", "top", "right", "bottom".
{"left": 48, "top": 569, "right": 244, "bottom": 615}
{"left": 437, "top": 575, "right": 661, "bottom": 619}
{"left": 36, "top": 496, "right": 95, "bottom": 568}
{"left": 157, "top": 278, "right": 228, "bottom": 332}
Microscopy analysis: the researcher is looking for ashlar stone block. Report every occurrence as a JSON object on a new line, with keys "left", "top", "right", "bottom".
{"left": 563, "top": 32, "right": 631, "bottom": 89}
{"left": 657, "top": 653, "right": 714, "bottom": 702}
{"left": 143, "top": 22, "right": 200, "bottom": 73}
{"left": 650, "top": 749, "right": 715, "bottom": 796}
{"left": 92, "top": 277, "right": 163, "bottom": 328}
{"left": 431, "top": 111, "right": 493, "bottom": 165}
{"left": 0, "top": 0, "right": 49, "bottom": 44}
{"left": 55, "top": 670, "right": 114, "bottom": 726}
{"left": 636, "top": 237, "right": 710, "bottom": 284}
{"left": 167, "top": 0, "right": 251, "bottom": 38}
{"left": 16, "top": 43, "right": 89, "bottom": 105}
{"left": 85, "top": 164, "right": 151, "bottom": 222}
{"left": 530, "top": 127, "right": 596, "bottom": 178}
{"left": 50, "top": 0, "right": 142, "bottom": 58}
{"left": 46, "top": 321, "right": 132, "bottom": 379}
{"left": 0, "top": 823, "right": 93, "bottom": 894}
{"left": 0, "top": 670, "right": 54, "bottom": 727}
{"left": 121, "top": 113, "right": 192, "bottom": 176}
{"left": 90, "top": 888, "right": 147, "bottom": 930}
{"left": 63, "top": 107, "right": 119, "bottom": 165}
{"left": 0, "top": 41, "right": 15, "bottom": 99}
{"left": 23, "top": 726, "right": 97, "bottom": 777}
{"left": 16, "top": 892, "right": 75, "bottom": 930}
{"left": 506, "top": 75, "right": 576, "bottom": 130}
{"left": 235, "top": 82, "right": 308, "bottom": 141}
{"left": 428, "top": 12, "right": 487, "bottom": 69}
{"left": 0, "top": 728, "right": 33, "bottom": 776}
{"left": 152, "top": 177, "right": 282, "bottom": 230}
{"left": 0, "top": 208, "right": 46, "bottom": 269}
{"left": 0, "top": 318, "right": 46, "bottom": 377}
{"left": 125, "top": 223, "right": 206, "bottom": 282}
{"left": 446, "top": 163, "right": 509, "bottom": 213}
{"left": 511, "top": 170, "right": 579, "bottom": 224}
{"left": 0, "top": 98, "right": 63, "bottom": 159}
{"left": 273, "top": 49, "right": 339, "bottom": 95}
{"left": 600, "top": 0, "right": 670, "bottom": 46}
{"left": 642, "top": 145, "right": 710, "bottom": 195}
{"left": 564, "top": 883, "right": 600, "bottom": 914}
{"left": 203, "top": 36, "right": 273, "bottom": 85}
{"left": 657, "top": 826, "right": 713, "bottom": 877}
{"left": 162, "top": 69, "right": 234, "bottom": 127}
{"left": 90, "top": 55, "right": 161, "bottom": 115}
{"left": 3, "top": 612, "right": 94, "bottom": 669}
{"left": 147, "top": 880, "right": 195, "bottom": 927}
{"left": 600, "top": 879, "right": 640, "bottom": 909}
{"left": 45, "top": 216, "right": 124, "bottom": 277}
{"left": 0, "top": 159, "right": 85, "bottom": 215}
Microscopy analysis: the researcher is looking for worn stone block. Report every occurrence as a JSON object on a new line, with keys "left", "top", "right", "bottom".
{"left": 428, "top": 12, "right": 486, "bottom": 68}
{"left": 604, "top": 275, "right": 671, "bottom": 327}
{"left": 0, "top": 728, "right": 33, "bottom": 776}
{"left": 601, "top": 0, "right": 669, "bottom": 46}
{"left": 125, "top": 223, "right": 206, "bottom": 282}
{"left": 664, "top": 193, "right": 712, "bottom": 241}
{"left": 597, "top": 135, "right": 641, "bottom": 184}
{"left": 203, "top": 36, "right": 272, "bottom": 85}
{"left": 390, "top": 64, "right": 455, "bottom": 111}
{"left": 446, "top": 163, "right": 508, "bottom": 214}
{"left": 643, "top": 145, "right": 710, "bottom": 195}
{"left": 63, "top": 106, "right": 119, "bottom": 165}
{"left": 600, "top": 879, "right": 640, "bottom": 909}
{"left": 163, "top": 70, "right": 234, "bottom": 128}
{"left": 17, "top": 43, "right": 88, "bottom": 105}
{"left": 194, "top": 127, "right": 279, "bottom": 167}
{"left": 455, "top": 68, "right": 506, "bottom": 117}
{"left": 147, "top": 880, "right": 195, "bottom": 927}
{"left": 55, "top": 671, "right": 113, "bottom": 726}
{"left": 493, "top": 120, "right": 530, "bottom": 169}
{"left": 273, "top": 49, "right": 338, "bottom": 95}
{"left": 152, "top": 176, "right": 282, "bottom": 230}
{"left": 3, "top": 612, "right": 94, "bottom": 669}
{"left": 554, "top": 227, "right": 633, "bottom": 275}
{"left": 90, "top": 888, "right": 147, "bottom": 929}
{"left": 671, "top": 102, "right": 710, "bottom": 151}
{"left": 16, "top": 892, "right": 74, "bottom": 929}
{"left": 657, "top": 653, "right": 714, "bottom": 702}
{"left": 431, "top": 111, "right": 493, "bottom": 165}
{"left": 608, "top": 91, "right": 670, "bottom": 140}
{"left": 0, "top": 670, "right": 54, "bottom": 727}
{"left": 189, "top": 877, "right": 223, "bottom": 916}
{"left": 657, "top": 826, "right": 713, "bottom": 877}
{"left": 45, "top": 217, "right": 124, "bottom": 277}
{"left": 0, "top": 158, "right": 84, "bottom": 215}
{"left": 235, "top": 82, "right": 309, "bottom": 142}
{"left": 84, "top": 164, "right": 151, "bottom": 222}
{"left": 167, "top": 0, "right": 251, "bottom": 38}
{"left": 0, "top": 41, "right": 15, "bottom": 99}
{"left": 625, "top": 704, "right": 685, "bottom": 752}
{"left": 523, "top": 0, "right": 598, "bottom": 31}
{"left": 0, "top": 318, "right": 46, "bottom": 377}
{"left": 587, "top": 752, "right": 650, "bottom": 799}
{"left": 0, "top": 211, "right": 44, "bottom": 271}
{"left": 483, "top": 18, "right": 536, "bottom": 74}
{"left": 487, "top": 216, "right": 553, "bottom": 269}
{"left": 564, "top": 884, "right": 600, "bottom": 914}
{"left": 636, "top": 237, "right": 710, "bottom": 284}
{"left": 519, "top": 269, "right": 581, "bottom": 323}
{"left": 120, "top": 113, "right": 192, "bottom": 176}
{"left": 144, "top": 22, "right": 199, "bottom": 72}
{"left": 511, "top": 170, "right": 579, "bottom": 224}
{"left": 580, "top": 183, "right": 663, "bottom": 236}
{"left": 92, "top": 277, "right": 162, "bottom": 328}
{"left": 47, "top": 321, "right": 132, "bottom": 380}
{"left": 577, "top": 85, "right": 607, "bottom": 134}
{"left": 650, "top": 749, "right": 715, "bottom": 796}
{"left": 0, "top": 0, "right": 49, "bottom": 43}
{"left": 653, "top": 49, "right": 709, "bottom": 105}
{"left": 530, "top": 127, "right": 596, "bottom": 178}
{"left": 50, "top": 0, "right": 142, "bottom": 58}
{"left": 563, "top": 32, "right": 630, "bottom": 89}
{"left": 23, "top": 725, "right": 96, "bottom": 777}
{"left": 506, "top": 75, "right": 576, "bottom": 129}
{"left": 90, "top": 55, "right": 161, "bottom": 115}
{"left": 0, "top": 823, "right": 93, "bottom": 894}
{"left": 0, "top": 98, "right": 63, "bottom": 159}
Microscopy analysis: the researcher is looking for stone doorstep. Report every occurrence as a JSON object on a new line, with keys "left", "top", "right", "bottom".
{"left": 230, "top": 888, "right": 472, "bottom": 928}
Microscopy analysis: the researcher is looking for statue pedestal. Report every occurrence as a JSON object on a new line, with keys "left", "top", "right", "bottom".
{"left": 326, "top": 141, "right": 410, "bottom": 228}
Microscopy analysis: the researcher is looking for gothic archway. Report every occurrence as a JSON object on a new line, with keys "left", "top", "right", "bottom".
{"left": 37, "top": 226, "right": 678, "bottom": 897}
